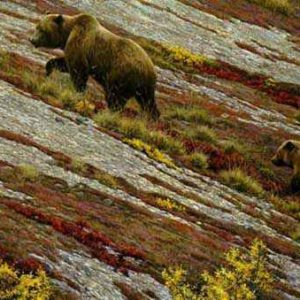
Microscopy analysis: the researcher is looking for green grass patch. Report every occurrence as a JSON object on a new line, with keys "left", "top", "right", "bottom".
{"left": 94, "top": 170, "right": 118, "bottom": 189}
{"left": 164, "top": 105, "right": 212, "bottom": 125}
{"left": 188, "top": 152, "right": 209, "bottom": 170}
{"left": 136, "top": 38, "right": 218, "bottom": 72}
{"left": 186, "top": 125, "right": 218, "bottom": 144}
{"left": 220, "top": 139, "right": 247, "bottom": 154}
{"left": 17, "top": 163, "right": 40, "bottom": 182}
{"left": 220, "top": 168, "right": 265, "bottom": 197}
{"left": 0, "top": 50, "right": 10, "bottom": 69}
{"left": 268, "top": 194, "right": 300, "bottom": 221}
{"left": 247, "top": 0, "right": 292, "bottom": 14}
{"left": 93, "top": 110, "right": 185, "bottom": 155}
{"left": 22, "top": 70, "right": 96, "bottom": 115}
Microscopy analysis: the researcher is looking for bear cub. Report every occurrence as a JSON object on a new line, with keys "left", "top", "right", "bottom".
{"left": 272, "top": 140, "right": 300, "bottom": 193}
{"left": 30, "top": 13, "right": 160, "bottom": 119}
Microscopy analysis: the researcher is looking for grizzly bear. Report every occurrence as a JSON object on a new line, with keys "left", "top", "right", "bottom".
{"left": 30, "top": 13, "right": 160, "bottom": 119}
{"left": 271, "top": 140, "right": 300, "bottom": 193}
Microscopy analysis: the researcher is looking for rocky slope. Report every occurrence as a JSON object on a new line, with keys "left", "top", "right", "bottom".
{"left": 0, "top": 0, "right": 299, "bottom": 299}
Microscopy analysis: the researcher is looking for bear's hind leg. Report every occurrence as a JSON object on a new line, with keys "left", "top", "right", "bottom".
{"left": 136, "top": 86, "right": 160, "bottom": 120}
{"left": 46, "top": 57, "right": 68, "bottom": 76}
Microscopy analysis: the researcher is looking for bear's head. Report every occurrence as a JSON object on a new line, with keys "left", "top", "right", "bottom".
{"left": 271, "top": 140, "right": 298, "bottom": 168}
{"left": 30, "top": 14, "right": 66, "bottom": 49}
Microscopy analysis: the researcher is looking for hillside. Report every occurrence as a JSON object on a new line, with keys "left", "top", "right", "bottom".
{"left": 0, "top": 0, "right": 299, "bottom": 299}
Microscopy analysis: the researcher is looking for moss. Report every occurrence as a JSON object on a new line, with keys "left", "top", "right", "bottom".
{"left": 220, "top": 169, "right": 265, "bottom": 197}
{"left": 188, "top": 152, "right": 209, "bottom": 170}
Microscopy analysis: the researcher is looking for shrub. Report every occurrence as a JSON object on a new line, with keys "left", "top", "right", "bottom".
{"left": 164, "top": 106, "right": 212, "bottom": 125}
{"left": 0, "top": 261, "right": 52, "bottom": 299}
{"left": 188, "top": 152, "right": 208, "bottom": 170}
{"left": 124, "top": 138, "right": 176, "bottom": 168}
{"left": 163, "top": 240, "right": 273, "bottom": 300}
{"left": 220, "top": 169, "right": 265, "bottom": 197}
{"left": 156, "top": 198, "right": 186, "bottom": 212}
{"left": 247, "top": 0, "right": 292, "bottom": 14}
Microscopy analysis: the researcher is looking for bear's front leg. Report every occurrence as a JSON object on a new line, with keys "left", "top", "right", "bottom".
{"left": 291, "top": 174, "right": 300, "bottom": 193}
{"left": 69, "top": 67, "right": 89, "bottom": 93}
{"left": 46, "top": 57, "right": 68, "bottom": 76}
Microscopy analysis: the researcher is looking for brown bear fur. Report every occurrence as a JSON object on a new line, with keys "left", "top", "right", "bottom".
{"left": 271, "top": 140, "right": 300, "bottom": 192}
{"left": 30, "top": 13, "right": 160, "bottom": 119}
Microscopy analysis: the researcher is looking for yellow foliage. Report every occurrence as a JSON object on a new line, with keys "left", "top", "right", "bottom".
{"left": 0, "top": 262, "right": 52, "bottom": 300}
{"left": 163, "top": 266, "right": 200, "bottom": 300}
{"left": 164, "top": 45, "right": 216, "bottom": 68}
{"left": 156, "top": 198, "right": 186, "bottom": 212}
{"left": 74, "top": 100, "right": 95, "bottom": 115}
{"left": 163, "top": 240, "right": 273, "bottom": 300}
{"left": 124, "top": 138, "right": 176, "bottom": 168}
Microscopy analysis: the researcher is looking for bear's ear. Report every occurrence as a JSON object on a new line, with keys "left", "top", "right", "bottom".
{"left": 283, "top": 141, "right": 296, "bottom": 152}
{"left": 54, "top": 15, "right": 64, "bottom": 26}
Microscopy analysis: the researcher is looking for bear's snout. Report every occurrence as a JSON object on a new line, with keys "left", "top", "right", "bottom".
{"left": 271, "top": 157, "right": 284, "bottom": 166}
